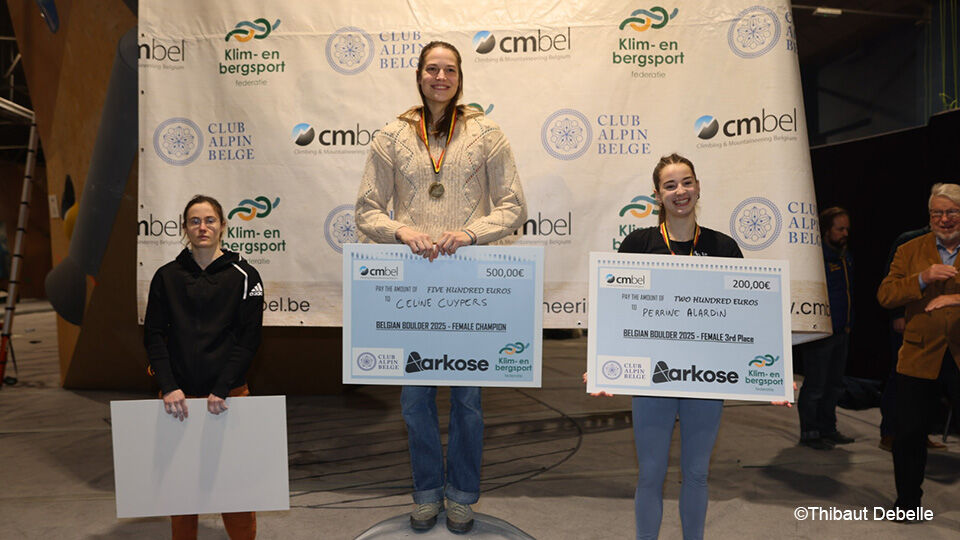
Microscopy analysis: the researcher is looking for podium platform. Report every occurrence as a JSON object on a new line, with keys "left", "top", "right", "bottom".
{"left": 356, "top": 512, "right": 536, "bottom": 539}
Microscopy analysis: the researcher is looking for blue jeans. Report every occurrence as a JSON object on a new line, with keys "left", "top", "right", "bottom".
{"left": 633, "top": 396, "right": 723, "bottom": 540}
{"left": 797, "top": 331, "right": 849, "bottom": 438}
{"left": 401, "top": 385, "right": 483, "bottom": 505}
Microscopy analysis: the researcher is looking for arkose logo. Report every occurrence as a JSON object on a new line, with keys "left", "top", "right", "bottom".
{"left": 696, "top": 108, "right": 797, "bottom": 139}
{"left": 473, "top": 28, "right": 571, "bottom": 55}
{"left": 652, "top": 361, "right": 739, "bottom": 384}
{"left": 405, "top": 351, "right": 490, "bottom": 373}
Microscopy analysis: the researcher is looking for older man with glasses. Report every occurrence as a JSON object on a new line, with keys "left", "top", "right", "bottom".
{"left": 878, "top": 182, "right": 960, "bottom": 521}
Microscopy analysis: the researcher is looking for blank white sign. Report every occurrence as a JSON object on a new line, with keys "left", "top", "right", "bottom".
{"left": 110, "top": 396, "right": 289, "bottom": 518}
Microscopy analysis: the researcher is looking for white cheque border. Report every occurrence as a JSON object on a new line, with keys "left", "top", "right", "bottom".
{"left": 587, "top": 252, "right": 794, "bottom": 402}
{"left": 342, "top": 244, "right": 544, "bottom": 387}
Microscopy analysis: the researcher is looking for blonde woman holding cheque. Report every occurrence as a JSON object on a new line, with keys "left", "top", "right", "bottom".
{"left": 355, "top": 41, "right": 526, "bottom": 533}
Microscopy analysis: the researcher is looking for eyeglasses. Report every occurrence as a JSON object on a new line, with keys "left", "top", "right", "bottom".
{"left": 187, "top": 216, "right": 220, "bottom": 227}
{"left": 929, "top": 209, "right": 960, "bottom": 220}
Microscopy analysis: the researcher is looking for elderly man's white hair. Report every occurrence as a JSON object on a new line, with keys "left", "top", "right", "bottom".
{"left": 929, "top": 183, "right": 960, "bottom": 208}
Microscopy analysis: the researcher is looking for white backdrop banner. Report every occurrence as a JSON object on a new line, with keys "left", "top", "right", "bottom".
{"left": 138, "top": 0, "right": 830, "bottom": 337}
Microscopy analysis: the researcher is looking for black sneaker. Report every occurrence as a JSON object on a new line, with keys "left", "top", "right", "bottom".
{"left": 799, "top": 437, "right": 835, "bottom": 450}
{"left": 822, "top": 431, "right": 854, "bottom": 444}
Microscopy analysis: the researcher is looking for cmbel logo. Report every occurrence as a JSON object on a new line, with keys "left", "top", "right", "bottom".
{"left": 748, "top": 354, "right": 779, "bottom": 367}
{"left": 602, "top": 270, "right": 651, "bottom": 289}
{"left": 355, "top": 261, "right": 402, "bottom": 280}
{"left": 695, "top": 108, "right": 797, "bottom": 139}
{"left": 473, "top": 31, "right": 496, "bottom": 54}
{"left": 292, "top": 123, "right": 314, "bottom": 146}
{"left": 139, "top": 37, "right": 185, "bottom": 62}
{"left": 317, "top": 125, "right": 378, "bottom": 146}
{"left": 694, "top": 115, "right": 719, "bottom": 140}
{"left": 472, "top": 28, "right": 571, "bottom": 55}
{"left": 652, "top": 361, "right": 739, "bottom": 384}
{"left": 293, "top": 123, "right": 379, "bottom": 147}
{"left": 138, "top": 213, "right": 182, "bottom": 237}
{"left": 405, "top": 351, "right": 490, "bottom": 373}
{"left": 619, "top": 7, "right": 679, "bottom": 32}
{"left": 357, "top": 265, "right": 397, "bottom": 277}
{"left": 225, "top": 18, "right": 281, "bottom": 42}
{"left": 514, "top": 211, "right": 573, "bottom": 237}
{"left": 228, "top": 196, "right": 279, "bottom": 221}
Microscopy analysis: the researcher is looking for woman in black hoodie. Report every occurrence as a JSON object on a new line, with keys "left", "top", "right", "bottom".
{"left": 144, "top": 194, "right": 263, "bottom": 540}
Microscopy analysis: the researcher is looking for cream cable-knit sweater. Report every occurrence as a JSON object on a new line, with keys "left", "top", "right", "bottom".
{"left": 356, "top": 106, "right": 527, "bottom": 245}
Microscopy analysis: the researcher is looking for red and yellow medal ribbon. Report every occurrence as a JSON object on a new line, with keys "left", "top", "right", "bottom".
{"left": 418, "top": 108, "right": 457, "bottom": 175}
{"left": 660, "top": 222, "right": 701, "bottom": 255}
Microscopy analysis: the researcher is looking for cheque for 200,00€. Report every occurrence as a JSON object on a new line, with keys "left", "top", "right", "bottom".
{"left": 587, "top": 252, "right": 793, "bottom": 402}
{"left": 343, "top": 244, "right": 544, "bottom": 387}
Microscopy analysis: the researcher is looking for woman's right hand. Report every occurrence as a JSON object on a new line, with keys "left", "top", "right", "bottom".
{"left": 163, "top": 389, "right": 188, "bottom": 421}
{"left": 396, "top": 226, "right": 438, "bottom": 261}
{"left": 582, "top": 372, "right": 614, "bottom": 397}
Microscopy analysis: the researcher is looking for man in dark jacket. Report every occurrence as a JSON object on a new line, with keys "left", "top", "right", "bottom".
{"left": 798, "top": 207, "right": 855, "bottom": 450}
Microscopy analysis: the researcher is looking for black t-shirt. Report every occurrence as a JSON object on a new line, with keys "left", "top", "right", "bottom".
{"left": 619, "top": 225, "right": 743, "bottom": 258}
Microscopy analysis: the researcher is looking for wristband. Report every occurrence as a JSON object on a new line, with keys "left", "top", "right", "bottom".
{"left": 462, "top": 229, "right": 477, "bottom": 245}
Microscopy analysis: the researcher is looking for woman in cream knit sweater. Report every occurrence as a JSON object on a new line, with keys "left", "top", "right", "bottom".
{"left": 355, "top": 40, "right": 526, "bottom": 534}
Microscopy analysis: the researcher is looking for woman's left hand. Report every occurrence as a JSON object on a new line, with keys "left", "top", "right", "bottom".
{"left": 582, "top": 372, "right": 615, "bottom": 397}
{"left": 437, "top": 230, "right": 472, "bottom": 256}
{"left": 770, "top": 382, "right": 798, "bottom": 407}
{"left": 207, "top": 394, "right": 229, "bottom": 414}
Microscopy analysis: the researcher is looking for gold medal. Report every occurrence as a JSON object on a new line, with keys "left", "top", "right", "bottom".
{"left": 428, "top": 182, "right": 445, "bottom": 199}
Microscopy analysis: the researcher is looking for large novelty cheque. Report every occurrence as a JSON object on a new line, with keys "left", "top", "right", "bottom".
{"left": 344, "top": 244, "right": 544, "bottom": 387}
{"left": 587, "top": 253, "right": 793, "bottom": 402}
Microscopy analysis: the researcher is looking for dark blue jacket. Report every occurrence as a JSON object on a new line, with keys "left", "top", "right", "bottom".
{"left": 823, "top": 242, "right": 852, "bottom": 332}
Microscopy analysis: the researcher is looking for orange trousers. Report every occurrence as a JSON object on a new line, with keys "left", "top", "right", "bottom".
{"left": 171, "top": 512, "right": 256, "bottom": 540}
{"left": 167, "top": 385, "right": 257, "bottom": 540}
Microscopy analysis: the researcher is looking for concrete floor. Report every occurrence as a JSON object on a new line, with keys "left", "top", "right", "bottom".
{"left": 1, "top": 303, "right": 959, "bottom": 539}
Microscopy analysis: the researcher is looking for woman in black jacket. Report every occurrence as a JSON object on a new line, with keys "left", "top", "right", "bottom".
{"left": 144, "top": 194, "right": 263, "bottom": 540}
